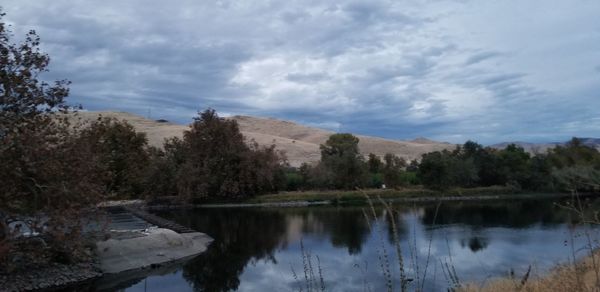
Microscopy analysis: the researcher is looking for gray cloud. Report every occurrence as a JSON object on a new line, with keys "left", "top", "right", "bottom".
{"left": 3, "top": 0, "right": 600, "bottom": 144}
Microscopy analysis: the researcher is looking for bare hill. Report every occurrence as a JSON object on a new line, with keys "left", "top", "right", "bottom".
{"left": 69, "top": 111, "right": 454, "bottom": 167}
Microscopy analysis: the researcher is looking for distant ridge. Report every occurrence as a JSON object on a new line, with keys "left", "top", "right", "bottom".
{"left": 489, "top": 138, "right": 600, "bottom": 153}
{"left": 67, "top": 111, "right": 455, "bottom": 167}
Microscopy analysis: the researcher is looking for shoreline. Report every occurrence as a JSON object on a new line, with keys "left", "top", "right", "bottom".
{"left": 144, "top": 189, "right": 592, "bottom": 210}
{"left": 1, "top": 206, "right": 213, "bottom": 292}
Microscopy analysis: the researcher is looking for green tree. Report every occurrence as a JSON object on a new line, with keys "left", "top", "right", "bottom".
{"left": 417, "top": 150, "right": 466, "bottom": 190}
{"left": 547, "top": 138, "right": 600, "bottom": 191}
{"left": 382, "top": 153, "right": 407, "bottom": 188}
{"left": 496, "top": 144, "right": 531, "bottom": 189}
{"left": 548, "top": 137, "right": 600, "bottom": 168}
{"left": 367, "top": 153, "right": 383, "bottom": 173}
{"left": 320, "top": 133, "right": 367, "bottom": 189}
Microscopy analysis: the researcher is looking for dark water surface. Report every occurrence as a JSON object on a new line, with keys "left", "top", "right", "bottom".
{"left": 101, "top": 197, "right": 600, "bottom": 291}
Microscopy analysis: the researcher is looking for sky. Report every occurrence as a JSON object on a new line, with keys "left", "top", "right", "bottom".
{"left": 3, "top": 1, "right": 600, "bottom": 144}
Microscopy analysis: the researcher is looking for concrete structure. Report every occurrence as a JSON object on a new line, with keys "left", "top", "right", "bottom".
{"left": 96, "top": 227, "right": 213, "bottom": 274}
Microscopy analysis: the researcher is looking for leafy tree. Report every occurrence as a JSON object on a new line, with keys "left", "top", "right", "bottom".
{"left": 552, "top": 165, "right": 600, "bottom": 192}
{"left": 306, "top": 163, "right": 336, "bottom": 189}
{"left": 406, "top": 159, "right": 419, "bottom": 172}
{"left": 79, "top": 116, "right": 150, "bottom": 198}
{"left": 496, "top": 144, "right": 531, "bottom": 189}
{"left": 174, "top": 109, "right": 285, "bottom": 200}
{"left": 382, "top": 153, "right": 407, "bottom": 188}
{"left": 367, "top": 153, "right": 383, "bottom": 173}
{"left": 320, "top": 133, "right": 367, "bottom": 189}
{"left": 0, "top": 11, "right": 104, "bottom": 271}
{"left": 547, "top": 138, "right": 600, "bottom": 191}
{"left": 417, "top": 151, "right": 454, "bottom": 190}
{"left": 417, "top": 150, "right": 477, "bottom": 190}
{"left": 548, "top": 137, "right": 600, "bottom": 169}
{"left": 143, "top": 146, "right": 179, "bottom": 198}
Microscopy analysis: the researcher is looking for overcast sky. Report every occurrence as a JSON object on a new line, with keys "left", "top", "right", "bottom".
{"left": 3, "top": 1, "right": 600, "bottom": 144}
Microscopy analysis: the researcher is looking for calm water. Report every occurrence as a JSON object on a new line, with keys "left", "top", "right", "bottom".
{"left": 97, "top": 197, "right": 600, "bottom": 291}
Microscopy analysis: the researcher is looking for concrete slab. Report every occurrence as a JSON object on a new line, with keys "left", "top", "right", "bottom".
{"left": 96, "top": 227, "right": 213, "bottom": 274}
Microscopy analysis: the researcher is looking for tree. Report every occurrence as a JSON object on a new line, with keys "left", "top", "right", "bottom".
{"left": 417, "top": 149, "right": 478, "bottom": 190}
{"left": 320, "top": 133, "right": 367, "bottom": 189}
{"left": 367, "top": 153, "right": 383, "bottom": 173}
{"left": 143, "top": 145, "right": 180, "bottom": 198}
{"left": 548, "top": 137, "right": 600, "bottom": 169}
{"left": 496, "top": 144, "right": 531, "bottom": 189}
{"left": 174, "top": 109, "right": 285, "bottom": 200}
{"left": 79, "top": 116, "right": 150, "bottom": 198}
{"left": 382, "top": 153, "right": 406, "bottom": 188}
{"left": 417, "top": 151, "right": 455, "bottom": 190}
{"left": 546, "top": 138, "right": 600, "bottom": 191}
{"left": 0, "top": 11, "right": 105, "bottom": 271}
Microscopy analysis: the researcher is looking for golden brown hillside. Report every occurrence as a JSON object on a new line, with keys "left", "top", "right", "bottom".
{"left": 69, "top": 111, "right": 454, "bottom": 167}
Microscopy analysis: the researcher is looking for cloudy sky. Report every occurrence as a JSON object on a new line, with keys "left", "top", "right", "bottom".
{"left": 3, "top": 1, "right": 599, "bottom": 144}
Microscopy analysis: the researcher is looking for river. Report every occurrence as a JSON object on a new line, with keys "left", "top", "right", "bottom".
{"left": 96, "top": 196, "right": 600, "bottom": 291}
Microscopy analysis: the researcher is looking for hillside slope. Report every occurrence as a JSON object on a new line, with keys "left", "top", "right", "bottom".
{"left": 69, "top": 111, "right": 454, "bottom": 167}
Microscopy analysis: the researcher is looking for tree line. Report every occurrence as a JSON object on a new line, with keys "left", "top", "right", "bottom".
{"left": 283, "top": 134, "right": 600, "bottom": 193}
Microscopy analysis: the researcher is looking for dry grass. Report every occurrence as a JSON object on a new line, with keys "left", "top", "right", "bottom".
{"left": 251, "top": 186, "right": 521, "bottom": 204}
{"left": 461, "top": 253, "right": 600, "bottom": 292}
{"left": 64, "top": 111, "right": 454, "bottom": 167}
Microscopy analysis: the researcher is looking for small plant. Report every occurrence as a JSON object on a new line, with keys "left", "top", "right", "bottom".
{"left": 291, "top": 240, "right": 326, "bottom": 292}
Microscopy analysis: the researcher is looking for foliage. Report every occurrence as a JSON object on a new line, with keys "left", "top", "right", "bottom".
{"left": 319, "top": 133, "right": 368, "bottom": 189}
{"left": 417, "top": 150, "right": 460, "bottom": 190}
{"left": 142, "top": 145, "right": 180, "bottom": 198}
{"left": 416, "top": 139, "right": 600, "bottom": 192}
{"left": 79, "top": 116, "right": 150, "bottom": 198}
{"left": 382, "top": 153, "right": 407, "bottom": 188}
{"left": 158, "top": 109, "right": 286, "bottom": 200}
{"left": 282, "top": 168, "right": 305, "bottom": 191}
{"left": 0, "top": 12, "right": 104, "bottom": 272}
{"left": 367, "top": 153, "right": 383, "bottom": 173}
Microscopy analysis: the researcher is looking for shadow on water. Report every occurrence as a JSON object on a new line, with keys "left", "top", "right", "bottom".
{"left": 103, "top": 197, "right": 597, "bottom": 291}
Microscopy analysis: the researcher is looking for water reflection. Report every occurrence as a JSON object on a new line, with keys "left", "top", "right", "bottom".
{"left": 167, "top": 208, "right": 288, "bottom": 291}
{"left": 113, "top": 198, "right": 598, "bottom": 291}
{"left": 421, "top": 200, "right": 570, "bottom": 228}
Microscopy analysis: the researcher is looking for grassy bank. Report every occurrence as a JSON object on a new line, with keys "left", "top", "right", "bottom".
{"left": 460, "top": 252, "right": 600, "bottom": 292}
{"left": 249, "top": 185, "right": 526, "bottom": 205}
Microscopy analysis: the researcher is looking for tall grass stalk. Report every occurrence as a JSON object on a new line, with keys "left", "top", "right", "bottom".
{"left": 293, "top": 239, "right": 326, "bottom": 292}
{"left": 378, "top": 196, "right": 408, "bottom": 291}
{"left": 363, "top": 193, "right": 393, "bottom": 291}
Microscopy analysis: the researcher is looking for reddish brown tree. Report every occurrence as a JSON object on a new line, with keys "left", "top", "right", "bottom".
{"left": 171, "top": 109, "right": 285, "bottom": 200}
{"left": 0, "top": 11, "right": 105, "bottom": 271}
{"left": 79, "top": 116, "right": 150, "bottom": 198}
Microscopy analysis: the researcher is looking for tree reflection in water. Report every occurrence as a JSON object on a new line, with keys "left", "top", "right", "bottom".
{"left": 150, "top": 197, "right": 589, "bottom": 291}
{"left": 157, "top": 208, "right": 287, "bottom": 291}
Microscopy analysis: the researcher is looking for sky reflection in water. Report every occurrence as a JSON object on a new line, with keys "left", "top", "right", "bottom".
{"left": 117, "top": 198, "right": 598, "bottom": 292}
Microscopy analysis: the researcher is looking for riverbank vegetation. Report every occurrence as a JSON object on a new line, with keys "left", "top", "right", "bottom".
{"left": 460, "top": 252, "right": 600, "bottom": 292}
{"left": 282, "top": 135, "right": 600, "bottom": 195}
